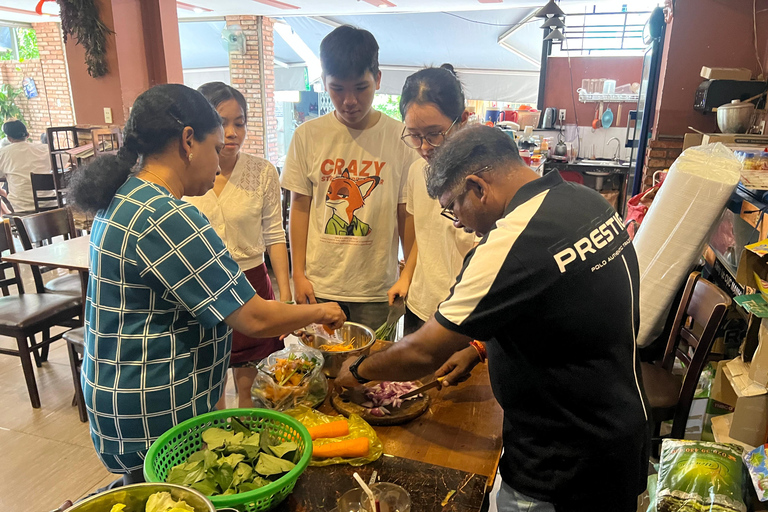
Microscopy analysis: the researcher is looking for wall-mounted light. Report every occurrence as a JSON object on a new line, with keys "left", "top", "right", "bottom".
{"left": 534, "top": 0, "right": 565, "bottom": 18}
{"left": 543, "top": 28, "right": 565, "bottom": 41}
{"left": 540, "top": 17, "right": 565, "bottom": 29}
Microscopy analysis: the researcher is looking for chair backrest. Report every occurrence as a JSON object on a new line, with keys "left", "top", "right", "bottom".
{"left": 92, "top": 127, "right": 122, "bottom": 157}
{"left": 661, "top": 272, "right": 731, "bottom": 434}
{"left": 30, "top": 172, "right": 61, "bottom": 212}
{"left": 0, "top": 219, "right": 23, "bottom": 295}
{"left": 13, "top": 208, "right": 77, "bottom": 293}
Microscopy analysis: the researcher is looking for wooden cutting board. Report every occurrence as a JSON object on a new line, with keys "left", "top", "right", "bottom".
{"left": 330, "top": 384, "right": 431, "bottom": 426}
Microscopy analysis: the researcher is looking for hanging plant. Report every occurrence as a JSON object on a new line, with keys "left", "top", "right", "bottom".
{"left": 55, "top": 0, "right": 113, "bottom": 78}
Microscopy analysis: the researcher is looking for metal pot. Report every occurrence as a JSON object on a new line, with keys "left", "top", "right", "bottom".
{"left": 298, "top": 322, "right": 375, "bottom": 378}
{"left": 717, "top": 99, "right": 755, "bottom": 134}
{"left": 64, "top": 483, "right": 218, "bottom": 512}
{"left": 553, "top": 139, "right": 568, "bottom": 157}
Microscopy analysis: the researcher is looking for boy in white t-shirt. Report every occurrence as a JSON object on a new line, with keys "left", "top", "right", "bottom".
{"left": 280, "top": 26, "right": 417, "bottom": 329}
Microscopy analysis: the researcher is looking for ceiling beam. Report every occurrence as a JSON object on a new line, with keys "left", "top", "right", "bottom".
{"left": 252, "top": 0, "right": 300, "bottom": 9}
{"left": 176, "top": 2, "right": 212, "bottom": 12}
{"left": 379, "top": 64, "right": 539, "bottom": 77}
{"left": 310, "top": 16, "right": 342, "bottom": 28}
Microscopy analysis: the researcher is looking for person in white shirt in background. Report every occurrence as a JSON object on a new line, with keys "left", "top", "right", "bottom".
{"left": 280, "top": 26, "right": 417, "bottom": 330}
{"left": 184, "top": 82, "right": 292, "bottom": 409}
{"left": 388, "top": 65, "right": 477, "bottom": 335}
{"left": 0, "top": 120, "right": 51, "bottom": 213}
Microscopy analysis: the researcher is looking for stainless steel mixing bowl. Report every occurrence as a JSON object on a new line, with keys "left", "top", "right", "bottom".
{"left": 297, "top": 322, "right": 375, "bottom": 378}
{"left": 65, "top": 483, "right": 220, "bottom": 512}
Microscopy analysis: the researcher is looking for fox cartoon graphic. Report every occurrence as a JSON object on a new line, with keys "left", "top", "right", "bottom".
{"left": 324, "top": 169, "right": 380, "bottom": 236}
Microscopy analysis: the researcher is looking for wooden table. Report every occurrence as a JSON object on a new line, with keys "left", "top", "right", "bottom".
{"left": 3, "top": 235, "right": 90, "bottom": 305}
{"left": 284, "top": 340, "right": 504, "bottom": 512}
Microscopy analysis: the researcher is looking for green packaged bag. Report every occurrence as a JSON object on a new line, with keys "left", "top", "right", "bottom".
{"left": 657, "top": 440, "right": 746, "bottom": 512}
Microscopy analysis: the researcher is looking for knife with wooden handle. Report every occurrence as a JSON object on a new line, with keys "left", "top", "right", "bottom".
{"left": 399, "top": 377, "right": 444, "bottom": 399}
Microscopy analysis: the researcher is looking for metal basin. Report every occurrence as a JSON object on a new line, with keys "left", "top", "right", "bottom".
{"left": 297, "top": 322, "right": 375, "bottom": 378}
{"left": 65, "top": 483, "right": 218, "bottom": 512}
{"left": 578, "top": 159, "right": 629, "bottom": 167}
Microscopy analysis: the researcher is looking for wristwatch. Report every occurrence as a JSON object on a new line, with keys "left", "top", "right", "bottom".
{"left": 348, "top": 354, "right": 370, "bottom": 384}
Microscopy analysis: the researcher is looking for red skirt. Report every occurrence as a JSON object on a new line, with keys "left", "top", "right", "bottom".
{"left": 230, "top": 263, "right": 283, "bottom": 365}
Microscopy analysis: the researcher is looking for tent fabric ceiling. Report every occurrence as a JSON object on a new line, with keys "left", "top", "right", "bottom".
{"left": 284, "top": 9, "right": 541, "bottom": 72}
{"left": 281, "top": 9, "right": 545, "bottom": 101}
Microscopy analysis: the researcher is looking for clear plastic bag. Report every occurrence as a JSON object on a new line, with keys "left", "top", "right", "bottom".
{"left": 657, "top": 439, "right": 746, "bottom": 512}
{"left": 250, "top": 345, "right": 328, "bottom": 412}
{"left": 285, "top": 405, "right": 383, "bottom": 467}
{"left": 634, "top": 143, "right": 741, "bottom": 347}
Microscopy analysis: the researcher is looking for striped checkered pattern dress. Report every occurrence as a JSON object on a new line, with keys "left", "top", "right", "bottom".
{"left": 81, "top": 177, "right": 255, "bottom": 469}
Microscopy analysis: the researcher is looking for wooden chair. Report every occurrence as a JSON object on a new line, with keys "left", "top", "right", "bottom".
{"left": 63, "top": 326, "right": 87, "bottom": 422}
{"left": 641, "top": 271, "right": 731, "bottom": 445}
{"left": 30, "top": 173, "right": 62, "bottom": 212}
{"left": 0, "top": 219, "right": 82, "bottom": 408}
{"left": 91, "top": 127, "right": 122, "bottom": 157}
{"left": 14, "top": 208, "right": 82, "bottom": 298}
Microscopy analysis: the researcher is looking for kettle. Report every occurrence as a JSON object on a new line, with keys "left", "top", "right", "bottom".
{"left": 542, "top": 108, "right": 558, "bottom": 129}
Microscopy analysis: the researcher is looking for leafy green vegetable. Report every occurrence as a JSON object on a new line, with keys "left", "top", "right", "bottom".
{"left": 217, "top": 453, "right": 245, "bottom": 469}
{"left": 165, "top": 418, "right": 298, "bottom": 497}
{"left": 214, "top": 462, "right": 234, "bottom": 492}
{"left": 145, "top": 491, "right": 195, "bottom": 512}
{"left": 231, "top": 417, "right": 252, "bottom": 436}
{"left": 255, "top": 453, "right": 296, "bottom": 476}
{"left": 268, "top": 441, "right": 298, "bottom": 461}
{"left": 232, "top": 462, "right": 254, "bottom": 487}
{"left": 201, "top": 427, "right": 234, "bottom": 450}
{"left": 167, "top": 460, "right": 206, "bottom": 486}
{"left": 191, "top": 477, "right": 218, "bottom": 496}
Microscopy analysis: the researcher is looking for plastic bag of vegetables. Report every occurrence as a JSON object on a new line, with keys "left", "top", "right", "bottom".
{"left": 251, "top": 346, "right": 328, "bottom": 412}
{"left": 285, "top": 405, "right": 383, "bottom": 467}
{"left": 657, "top": 439, "right": 746, "bottom": 512}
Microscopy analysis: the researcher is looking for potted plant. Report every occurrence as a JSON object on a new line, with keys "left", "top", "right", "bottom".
{"left": 0, "top": 84, "right": 27, "bottom": 128}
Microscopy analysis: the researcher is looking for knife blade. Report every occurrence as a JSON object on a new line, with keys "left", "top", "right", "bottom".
{"left": 399, "top": 377, "right": 444, "bottom": 399}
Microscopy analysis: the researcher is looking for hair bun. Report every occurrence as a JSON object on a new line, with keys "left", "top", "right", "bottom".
{"left": 440, "top": 63, "right": 457, "bottom": 76}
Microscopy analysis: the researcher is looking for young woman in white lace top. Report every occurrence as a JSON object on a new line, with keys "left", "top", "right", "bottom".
{"left": 185, "top": 82, "right": 292, "bottom": 409}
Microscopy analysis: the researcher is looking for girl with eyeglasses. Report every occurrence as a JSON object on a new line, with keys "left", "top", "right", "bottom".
{"left": 389, "top": 64, "right": 477, "bottom": 335}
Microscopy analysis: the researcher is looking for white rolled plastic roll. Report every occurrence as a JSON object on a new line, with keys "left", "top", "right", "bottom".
{"left": 634, "top": 143, "right": 741, "bottom": 347}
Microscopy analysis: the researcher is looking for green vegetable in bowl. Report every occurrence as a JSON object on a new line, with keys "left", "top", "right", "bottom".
{"left": 165, "top": 419, "right": 298, "bottom": 497}
{"left": 107, "top": 491, "right": 195, "bottom": 512}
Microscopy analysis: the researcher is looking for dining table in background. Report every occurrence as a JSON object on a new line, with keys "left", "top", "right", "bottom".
{"left": 2, "top": 234, "right": 90, "bottom": 308}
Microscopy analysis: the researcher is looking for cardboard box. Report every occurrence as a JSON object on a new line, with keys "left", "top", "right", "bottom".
{"left": 736, "top": 239, "right": 768, "bottom": 291}
{"left": 711, "top": 358, "right": 768, "bottom": 446}
{"left": 750, "top": 318, "right": 768, "bottom": 386}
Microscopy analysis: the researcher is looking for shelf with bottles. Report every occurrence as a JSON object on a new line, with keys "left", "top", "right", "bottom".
{"left": 578, "top": 92, "right": 639, "bottom": 104}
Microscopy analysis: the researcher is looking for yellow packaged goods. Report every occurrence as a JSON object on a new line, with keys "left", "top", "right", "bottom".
{"left": 286, "top": 405, "right": 383, "bottom": 466}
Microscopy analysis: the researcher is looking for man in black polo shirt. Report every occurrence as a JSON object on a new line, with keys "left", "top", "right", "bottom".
{"left": 336, "top": 125, "right": 649, "bottom": 511}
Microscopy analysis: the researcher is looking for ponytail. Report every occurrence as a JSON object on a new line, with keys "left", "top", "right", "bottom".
{"left": 68, "top": 143, "right": 138, "bottom": 213}
{"left": 68, "top": 84, "right": 221, "bottom": 214}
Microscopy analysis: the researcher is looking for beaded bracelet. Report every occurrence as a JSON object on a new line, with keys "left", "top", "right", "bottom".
{"left": 470, "top": 340, "right": 487, "bottom": 363}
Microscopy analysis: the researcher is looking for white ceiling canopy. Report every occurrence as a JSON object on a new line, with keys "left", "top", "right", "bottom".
{"left": 0, "top": 0, "right": 662, "bottom": 23}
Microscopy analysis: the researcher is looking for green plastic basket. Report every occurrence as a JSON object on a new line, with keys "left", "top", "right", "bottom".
{"left": 144, "top": 408, "right": 312, "bottom": 512}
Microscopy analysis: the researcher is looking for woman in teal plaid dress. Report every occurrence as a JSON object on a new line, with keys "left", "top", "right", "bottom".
{"left": 68, "top": 84, "right": 345, "bottom": 487}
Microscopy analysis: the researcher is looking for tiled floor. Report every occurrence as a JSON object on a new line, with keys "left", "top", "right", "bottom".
{"left": 0, "top": 239, "right": 254, "bottom": 512}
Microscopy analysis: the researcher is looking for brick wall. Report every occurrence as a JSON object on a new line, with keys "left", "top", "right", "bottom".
{"left": 642, "top": 137, "right": 684, "bottom": 188}
{"left": 0, "top": 23, "right": 74, "bottom": 141}
{"left": 225, "top": 15, "right": 277, "bottom": 164}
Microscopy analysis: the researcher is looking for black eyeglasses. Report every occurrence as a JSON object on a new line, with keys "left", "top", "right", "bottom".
{"left": 400, "top": 118, "right": 458, "bottom": 149}
{"left": 440, "top": 166, "right": 493, "bottom": 223}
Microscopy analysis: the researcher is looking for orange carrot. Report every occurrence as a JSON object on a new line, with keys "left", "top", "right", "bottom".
{"left": 322, "top": 324, "right": 335, "bottom": 335}
{"left": 312, "top": 437, "right": 370, "bottom": 458}
{"left": 307, "top": 420, "right": 349, "bottom": 440}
